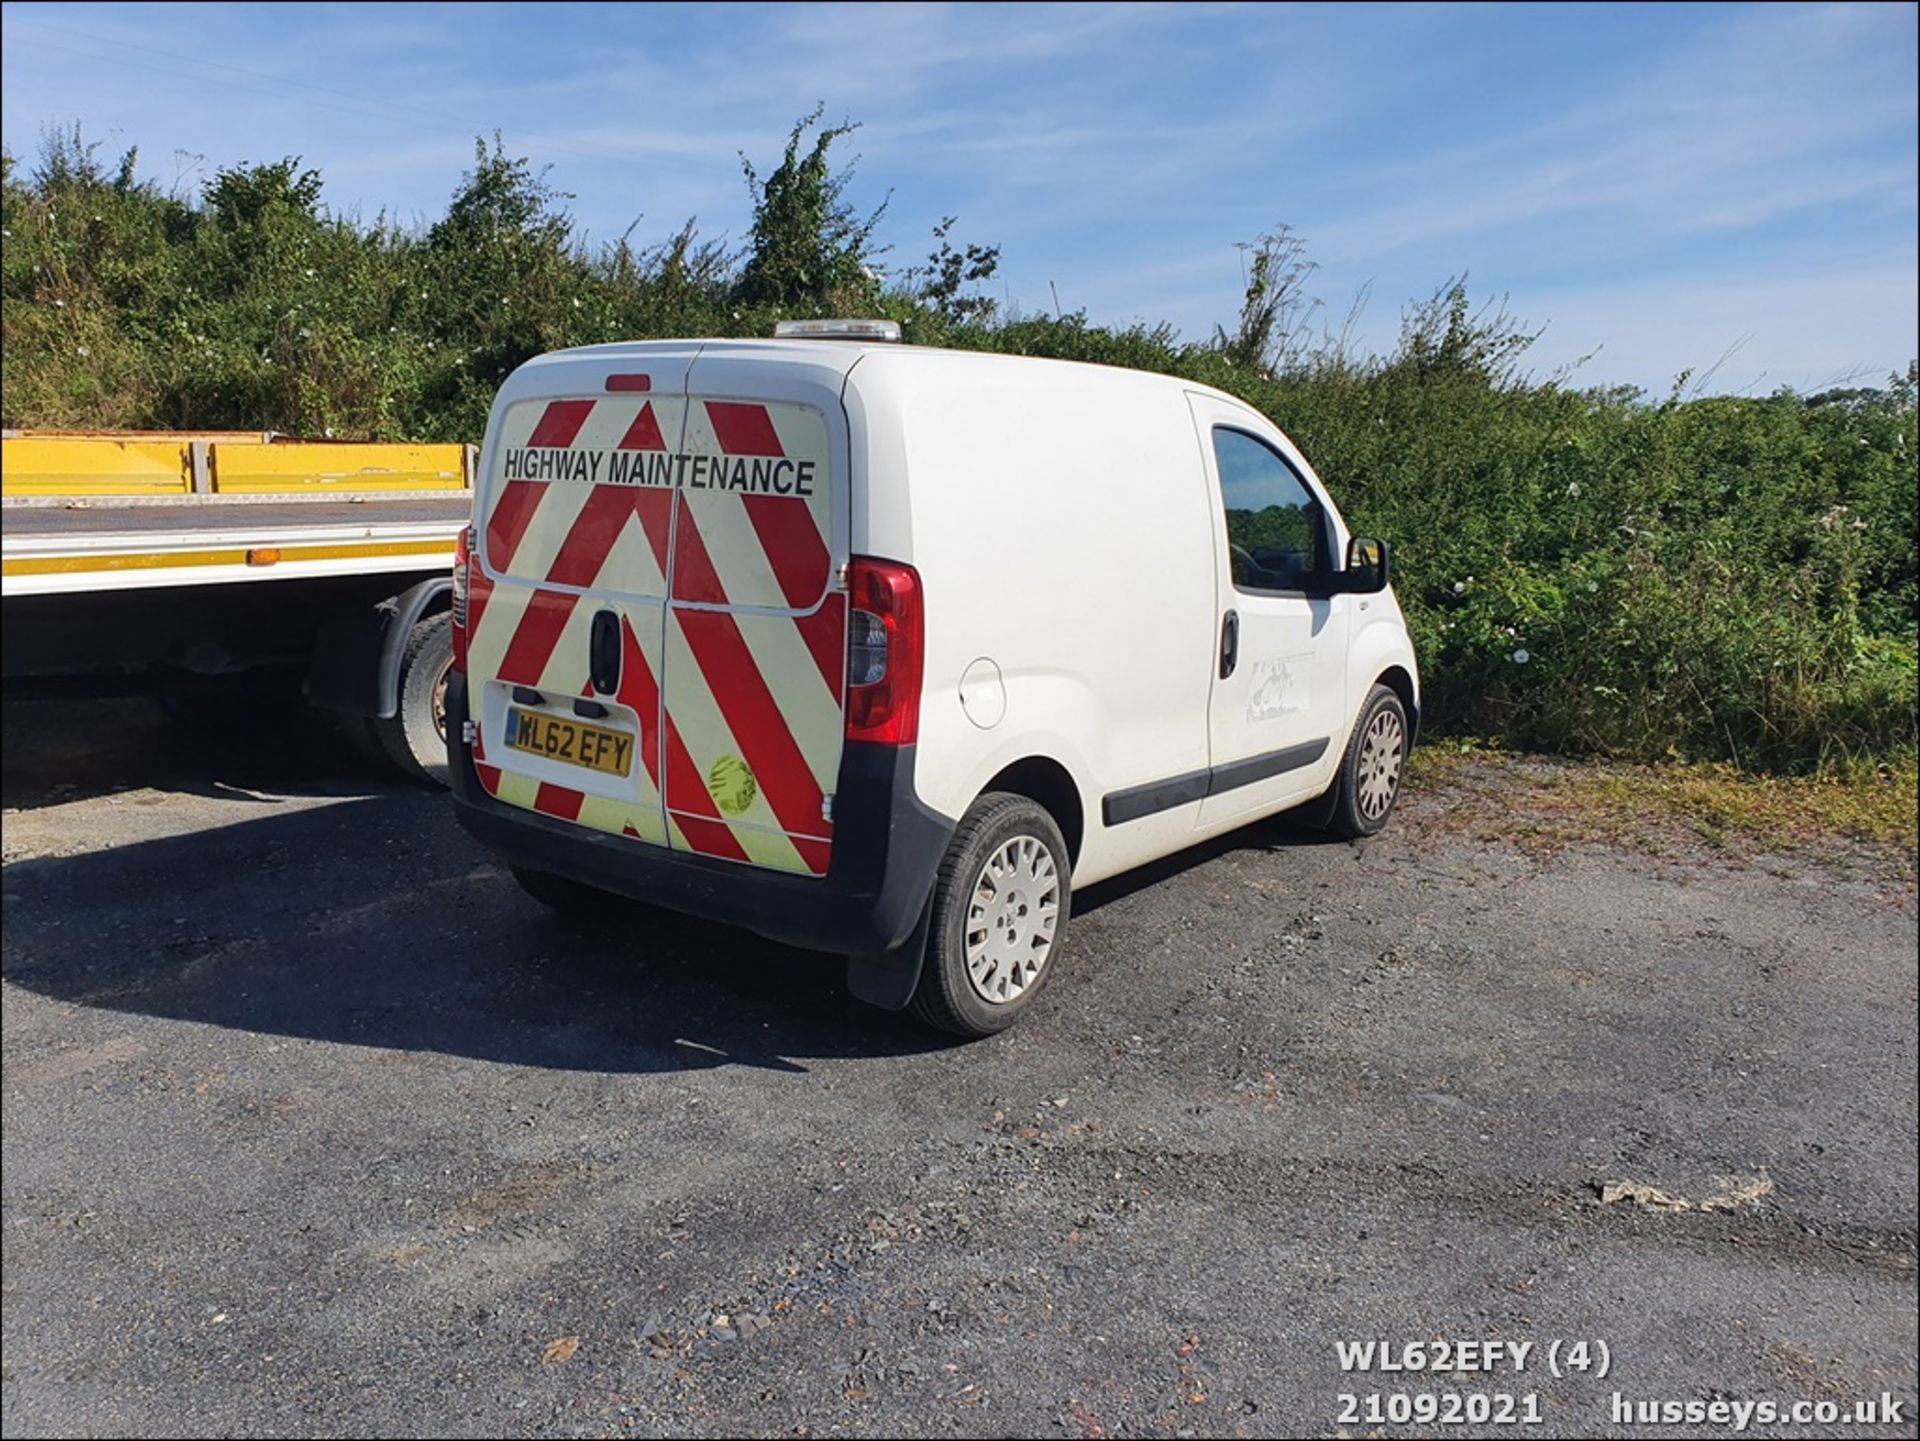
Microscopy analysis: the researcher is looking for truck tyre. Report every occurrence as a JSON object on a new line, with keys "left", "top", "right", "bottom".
{"left": 1324, "top": 683, "right": 1409, "bottom": 839}
{"left": 335, "top": 711, "right": 390, "bottom": 770}
{"left": 910, "top": 793, "right": 1071, "bottom": 1039}
{"left": 374, "top": 612, "right": 453, "bottom": 786}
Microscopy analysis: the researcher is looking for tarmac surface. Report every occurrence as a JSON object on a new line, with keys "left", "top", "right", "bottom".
{"left": 3, "top": 697, "right": 1914, "bottom": 1438}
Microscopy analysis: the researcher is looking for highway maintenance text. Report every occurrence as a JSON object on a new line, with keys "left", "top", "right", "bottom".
{"left": 502, "top": 447, "right": 816, "bottom": 496}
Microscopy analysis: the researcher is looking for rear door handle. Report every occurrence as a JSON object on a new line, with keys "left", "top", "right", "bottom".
{"left": 1219, "top": 609, "right": 1239, "bottom": 679}
{"left": 589, "top": 609, "right": 621, "bottom": 695}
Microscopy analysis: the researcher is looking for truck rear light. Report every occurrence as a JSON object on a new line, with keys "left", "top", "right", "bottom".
{"left": 451, "top": 524, "right": 474, "bottom": 672}
{"left": 845, "top": 557, "right": 922, "bottom": 745}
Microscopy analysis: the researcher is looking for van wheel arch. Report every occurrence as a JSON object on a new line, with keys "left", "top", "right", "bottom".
{"left": 1376, "top": 665, "right": 1419, "bottom": 749}
{"left": 977, "top": 756, "right": 1085, "bottom": 867}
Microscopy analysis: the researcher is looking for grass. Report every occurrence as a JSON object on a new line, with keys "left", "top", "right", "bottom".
{"left": 1408, "top": 742, "right": 1919, "bottom": 872}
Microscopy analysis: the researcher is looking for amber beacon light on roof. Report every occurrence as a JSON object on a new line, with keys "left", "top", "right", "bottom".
{"left": 771, "top": 318, "right": 903, "bottom": 342}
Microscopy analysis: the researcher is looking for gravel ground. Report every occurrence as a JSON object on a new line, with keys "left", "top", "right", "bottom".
{"left": 2, "top": 697, "right": 1915, "bottom": 1439}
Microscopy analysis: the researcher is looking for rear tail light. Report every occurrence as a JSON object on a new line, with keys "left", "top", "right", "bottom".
{"left": 845, "top": 557, "right": 922, "bottom": 745}
{"left": 451, "top": 524, "right": 474, "bottom": 672}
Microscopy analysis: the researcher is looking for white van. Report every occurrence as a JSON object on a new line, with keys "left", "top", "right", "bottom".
{"left": 448, "top": 323, "right": 1419, "bottom": 1036}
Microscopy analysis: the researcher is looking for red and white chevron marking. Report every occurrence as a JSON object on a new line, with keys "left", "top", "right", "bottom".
{"left": 467, "top": 393, "right": 845, "bottom": 876}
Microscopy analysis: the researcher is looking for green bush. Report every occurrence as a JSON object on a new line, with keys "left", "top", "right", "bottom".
{"left": 3, "top": 121, "right": 1914, "bottom": 772}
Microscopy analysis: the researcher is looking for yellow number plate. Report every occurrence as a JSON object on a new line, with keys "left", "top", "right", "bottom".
{"left": 506, "top": 708, "right": 634, "bottom": 777}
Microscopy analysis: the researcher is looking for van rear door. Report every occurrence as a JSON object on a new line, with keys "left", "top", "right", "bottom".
{"left": 465, "top": 353, "right": 696, "bottom": 848}
{"left": 660, "top": 353, "right": 850, "bottom": 875}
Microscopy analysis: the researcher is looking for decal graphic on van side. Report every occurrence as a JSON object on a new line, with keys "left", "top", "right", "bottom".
{"left": 1245, "top": 653, "right": 1314, "bottom": 723}
{"left": 469, "top": 394, "right": 845, "bottom": 877}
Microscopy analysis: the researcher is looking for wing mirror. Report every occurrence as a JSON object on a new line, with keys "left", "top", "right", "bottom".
{"left": 1341, "top": 536, "right": 1390, "bottom": 595}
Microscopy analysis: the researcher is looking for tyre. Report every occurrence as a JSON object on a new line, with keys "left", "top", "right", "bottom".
{"left": 373, "top": 612, "right": 454, "bottom": 786}
{"left": 510, "top": 864, "right": 625, "bottom": 916}
{"left": 334, "top": 710, "right": 390, "bottom": 771}
{"left": 910, "top": 793, "right": 1071, "bottom": 1039}
{"left": 1324, "top": 683, "right": 1409, "bottom": 839}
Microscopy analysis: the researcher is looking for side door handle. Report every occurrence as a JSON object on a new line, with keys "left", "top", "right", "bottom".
{"left": 589, "top": 609, "right": 621, "bottom": 695}
{"left": 1219, "top": 609, "right": 1239, "bottom": 679}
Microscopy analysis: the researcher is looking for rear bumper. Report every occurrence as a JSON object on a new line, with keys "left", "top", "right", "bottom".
{"left": 445, "top": 673, "right": 953, "bottom": 956}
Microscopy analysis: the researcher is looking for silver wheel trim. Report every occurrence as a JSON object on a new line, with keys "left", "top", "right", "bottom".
{"left": 963, "top": 833, "right": 1060, "bottom": 1004}
{"left": 1356, "top": 707, "right": 1405, "bottom": 820}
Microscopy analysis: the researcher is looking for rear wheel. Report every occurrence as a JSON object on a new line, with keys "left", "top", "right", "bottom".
{"left": 1324, "top": 684, "right": 1408, "bottom": 839}
{"left": 910, "top": 793, "right": 1071, "bottom": 1038}
{"left": 374, "top": 613, "right": 453, "bottom": 786}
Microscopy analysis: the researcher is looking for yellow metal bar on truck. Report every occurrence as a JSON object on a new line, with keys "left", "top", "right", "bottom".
{"left": 209, "top": 442, "right": 468, "bottom": 493}
{"left": 0, "top": 438, "right": 194, "bottom": 496}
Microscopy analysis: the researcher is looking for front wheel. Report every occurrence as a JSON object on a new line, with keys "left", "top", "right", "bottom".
{"left": 1324, "top": 684, "right": 1409, "bottom": 839}
{"left": 910, "top": 793, "right": 1071, "bottom": 1039}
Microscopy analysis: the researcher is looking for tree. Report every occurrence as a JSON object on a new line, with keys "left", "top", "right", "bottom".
{"left": 917, "top": 216, "right": 999, "bottom": 323}
{"left": 429, "top": 135, "right": 570, "bottom": 255}
{"left": 1214, "top": 224, "right": 1318, "bottom": 377}
{"left": 203, "top": 158, "right": 323, "bottom": 232}
{"left": 736, "top": 105, "right": 888, "bottom": 310}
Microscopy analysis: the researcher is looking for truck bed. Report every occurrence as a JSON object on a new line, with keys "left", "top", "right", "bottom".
{"left": 2, "top": 494, "right": 471, "bottom": 597}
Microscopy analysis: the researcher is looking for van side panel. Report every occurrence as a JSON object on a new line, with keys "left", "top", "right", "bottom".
{"left": 845, "top": 352, "right": 1219, "bottom": 887}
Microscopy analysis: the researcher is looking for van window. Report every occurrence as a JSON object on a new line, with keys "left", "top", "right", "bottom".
{"left": 1211, "top": 428, "right": 1326, "bottom": 593}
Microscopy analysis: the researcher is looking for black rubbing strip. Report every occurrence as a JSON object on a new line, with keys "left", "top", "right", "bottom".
{"left": 1101, "top": 738, "right": 1331, "bottom": 826}
{"left": 1101, "top": 766, "right": 1210, "bottom": 826}
{"left": 1205, "top": 737, "right": 1329, "bottom": 796}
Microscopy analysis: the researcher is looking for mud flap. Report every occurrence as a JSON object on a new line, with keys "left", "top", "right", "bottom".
{"left": 308, "top": 576, "right": 449, "bottom": 719}
{"left": 1287, "top": 778, "right": 1342, "bottom": 831}
{"left": 845, "top": 899, "right": 934, "bottom": 1012}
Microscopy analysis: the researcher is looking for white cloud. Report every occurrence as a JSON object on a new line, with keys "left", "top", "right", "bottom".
{"left": 1312, "top": 3, "right": 1917, "bottom": 263}
{"left": 1513, "top": 262, "right": 1920, "bottom": 396}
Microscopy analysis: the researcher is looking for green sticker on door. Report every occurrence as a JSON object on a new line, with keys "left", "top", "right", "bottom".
{"left": 707, "top": 755, "right": 758, "bottom": 816}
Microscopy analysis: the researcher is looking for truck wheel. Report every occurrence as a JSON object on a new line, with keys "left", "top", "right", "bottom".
{"left": 334, "top": 711, "right": 390, "bottom": 771}
{"left": 374, "top": 612, "right": 453, "bottom": 786}
{"left": 910, "top": 793, "right": 1071, "bottom": 1039}
{"left": 1324, "top": 684, "right": 1408, "bottom": 839}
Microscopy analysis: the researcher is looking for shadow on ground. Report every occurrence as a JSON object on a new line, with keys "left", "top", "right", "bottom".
{"left": 1, "top": 686, "right": 380, "bottom": 811}
{"left": 2, "top": 695, "right": 1349, "bottom": 1076}
{"left": 3, "top": 787, "right": 967, "bottom": 1074}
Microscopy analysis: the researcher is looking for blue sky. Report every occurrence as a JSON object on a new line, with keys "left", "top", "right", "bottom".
{"left": 3, "top": 1, "right": 1914, "bottom": 395}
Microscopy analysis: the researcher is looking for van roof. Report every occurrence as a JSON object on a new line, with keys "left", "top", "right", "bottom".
{"left": 526, "top": 337, "right": 1235, "bottom": 403}
{"left": 534, "top": 336, "right": 888, "bottom": 370}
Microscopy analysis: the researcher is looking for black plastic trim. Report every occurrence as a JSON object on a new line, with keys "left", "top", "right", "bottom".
{"left": 1101, "top": 736, "right": 1330, "bottom": 826}
{"left": 1206, "top": 737, "right": 1329, "bottom": 795}
{"left": 447, "top": 673, "right": 953, "bottom": 957}
{"left": 1102, "top": 767, "right": 1209, "bottom": 826}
